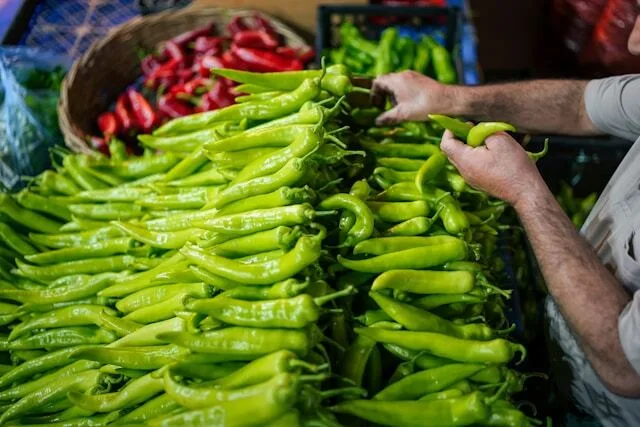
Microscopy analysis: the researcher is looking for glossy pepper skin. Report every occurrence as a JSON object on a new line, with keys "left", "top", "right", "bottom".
{"left": 355, "top": 327, "right": 526, "bottom": 365}
{"left": 186, "top": 286, "right": 353, "bottom": 328}
{"left": 332, "top": 392, "right": 490, "bottom": 427}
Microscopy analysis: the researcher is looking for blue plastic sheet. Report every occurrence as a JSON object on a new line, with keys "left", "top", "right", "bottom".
{"left": 0, "top": 47, "right": 70, "bottom": 190}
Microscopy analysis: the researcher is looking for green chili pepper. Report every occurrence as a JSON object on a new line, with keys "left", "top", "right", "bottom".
{"left": 116, "top": 282, "right": 211, "bottom": 313}
{"left": 338, "top": 239, "right": 467, "bottom": 273}
{"left": 372, "top": 292, "right": 502, "bottom": 340}
{"left": 375, "top": 363, "right": 485, "bottom": 400}
{"left": 0, "top": 223, "right": 37, "bottom": 255}
{"left": 29, "top": 226, "right": 125, "bottom": 249}
{"left": 212, "top": 350, "right": 321, "bottom": 390}
{"left": 424, "top": 37, "right": 457, "bottom": 84}
{"left": 367, "top": 200, "right": 430, "bottom": 223}
{"left": 186, "top": 286, "right": 353, "bottom": 329}
{"left": 180, "top": 231, "right": 322, "bottom": 285}
{"left": 158, "top": 326, "right": 319, "bottom": 358}
{"left": 155, "top": 78, "right": 321, "bottom": 136}
{"left": 68, "top": 203, "right": 143, "bottom": 221}
{"left": 467, "top": 122, "right": 517, "bottom": 147}
{"left": 38, "top": 170, "right": 82, "bottom": 195}
{"left": 413, "top": 38, "right": 431, "bottom": 73}
{"left": 377, "top": 157, "right": 425, "bottom": 171}
{"left": 213, "top": 65, "right": 346, "bottom": 91}
{"left": 231, "top": 128, "right": 322, "bottom": 185}
{"left": 236, "top": 90, "right": 285, "bottom": 103}
{"left": 415, "top": 152, "right": 447, "bottom": 192}
{"left": 0, "top": 193, "right": 62, "bottom": 233}
{"left": 414, "top": 293, "right": 486, "bottom": 311}
{"left": 332, "top": 392, "right": 492, "bottom": 426}
{"left": 15, "top": 190, "right": 71, "bottom": 221}
{"left": 208, "top": 147, "right": 277, "bottom": 169}
{"left": 0, "top": 368, "right": 103, "bottom": 424}
{"left": 8, "top": 304, "right": 119, "bottom": 340}
{"left": 69, "top": 371, "right": 164, "bottom": 413}
{"left": 116, "top": 393, "right": 181, "bottom": 425}
{"left": 73, "top": 345, "right": 190, "bottom": 370}
{"left": 371, "top": 269, "right": 475, "bottom": 294}
{"left": 217, "top": 159, "right": 310, "bottom": 210}
{"left": 374, "top": 28, "right": 398, "bottom": 76}
{"left": 192, "top": 204, "right": 315, "bottom": 233}
{"left": 356, "top": 327, "right": 526, "bottom": 364}
{"left": 110, "top": 317, "right": 185, "bottom": 348}
{"left": 139, "top": 121, "right": 240, "bottom": 152}
{"left": 15, "top": 255, "right": 150, "bottom": 282}
{"left": 125, "top": 287, "right": 210, "bottom": 324}
{"left": 113, "top": 222, "right": 203, "bottom": 250}
{"left": 318, "top": 193, "right": 374, "bottom": 246}
{"left": 428, "top": 114, "right": 473, "bottom": 139}
{"left": 361, "top": 139, "right": 440, "bottom": 159}
{"left": 8, "top": 326, "right": 116, "bottom": 349}
{"left": 63, "top": 155, "right": 109, "bottom": 191}
{"left": 354, "top": 235, "right": 463, "bottom": 256}
{"left": 24, "top": 237, "right": 135, "bottom": 265}
{"left": 150, "top": 372, "right": 299, "bottom": 426}
{"left": 221, "top": 278, "right": 309, "bottom": 301}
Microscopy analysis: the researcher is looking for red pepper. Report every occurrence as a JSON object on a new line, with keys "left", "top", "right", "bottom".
{"left": 221, "top": 50, "right": 241, "bottom": 69}
{"left": 227, "top": 16, "right": 249, "bottom": 35}
{"left": 89, "top": 136, "right": 109, "bottom": 156}
{"left": 126, "top": 88, "right": 156, "bottom": 133}
{"left": 170, "top": 77, "right": 214, "bottom": 96}
{"left": 196, "top": 55, "right": 225, "bottom": 77}
{"left": 176, "top": 68, "right": 196, "bottom": 84}
{"left": 231, "top": 46, "right": 303, "bottom": 72}
{"left": 275, "top": 46, "right": 298, "bottom": 58}
{"left": 97, "top": 112, "right": 120, "bottom": 139}
{"left": 233, "top": 30, "right": 279, "bottom": 50}
{"left": 298, "top": 48, "right": 316, "bottom": 64}
{"left": 140, "top": 55, "right": 162, "bottom": 76}
{"left": 145, "top": 58, "right": 181, "bottom": 89}
{"left": 115, "top": 94, "right": 135, "bottom": 132}
{"left": 169, "top": 23, "right": 215, "bottom": 48}
{"left": 196, "top": 92, "right": 219, "bottom": 113}
{"left": 193, "top": 36, "right": 225, "bottom": 55}
{"left": 253, "top": 13, "right": 280, "bottom": 41}
{"left": 158, "top": 94, "right": 193, "bottom": 118}
{"left": 210, "top": 80, "right": 235, "bottom": 108}
{"left": 161, "top": 40, "right": 185, "bottom": 61}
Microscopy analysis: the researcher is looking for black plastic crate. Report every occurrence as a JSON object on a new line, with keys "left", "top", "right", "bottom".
{"left": 316, "top": 4, "right": 463, "bottom": 81}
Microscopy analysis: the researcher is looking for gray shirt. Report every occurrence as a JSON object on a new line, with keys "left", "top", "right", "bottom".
{"left": 546, "top": 74, "right": 640, "bottom": 426}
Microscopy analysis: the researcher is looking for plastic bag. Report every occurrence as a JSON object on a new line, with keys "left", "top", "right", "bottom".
{"left": 0, "top": 47, "right": 70, "bottom": 191}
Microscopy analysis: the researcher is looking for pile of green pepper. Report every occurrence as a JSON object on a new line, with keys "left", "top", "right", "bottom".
{"left": 0, "top": 65, "right": 544, "bottom": 426}
{"left": 326, "top": 22, "right": 457, "bottom": 82}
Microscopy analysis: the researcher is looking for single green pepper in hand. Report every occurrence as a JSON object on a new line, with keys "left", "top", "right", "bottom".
{"left": 467, "top": 122, "right": 517, "bottom": 147}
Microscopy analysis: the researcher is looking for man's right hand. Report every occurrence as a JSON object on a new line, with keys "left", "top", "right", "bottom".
{"left": 372, "top": 71, "right": 455, "bottom": 125}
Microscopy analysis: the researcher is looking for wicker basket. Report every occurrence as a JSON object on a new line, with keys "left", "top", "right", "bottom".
{"left": 58, "top": 7, "right": 309, "bottom": 153}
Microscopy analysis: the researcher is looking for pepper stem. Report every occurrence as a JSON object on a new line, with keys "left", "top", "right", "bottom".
{"left": 476, "top": 275, "right": 512, "bottom": 298}
{"left": 324, "top": 134, "right": 348, "bottom": 149}
{"left": 496, "top": 323, "right": 517, "bottom": 336}
{"left": 327, "top": 126, "right": 350, "bottom": 135}
{"left": 314, "top": 209, "right": 339, "bottom": 218}
{"left": 288, "top": 359, "right": 327, "bottom": 373}
{"left": 318, "top": 386, "right": 367, "bottom": 400}
{"left": 314, "top": 285, "right": 357, "bottom": 307}
{"left": 527, "top": 138, "right": 549, "bottom": 163}
{"left": 350, "top": 86, "right": 371, "bottom": 94}
{"left": 514, "top": 344, "right": 527, "bottom": 365}
{"left": 300, "top": 373, "right": 330, "bottom": 383}
{"left": 484, "top": 375, "right": 512, "bottom": 406}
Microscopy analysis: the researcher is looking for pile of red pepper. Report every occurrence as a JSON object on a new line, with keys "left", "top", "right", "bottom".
{"left": 93, "top": 14, "right": 314, "bottom": 153}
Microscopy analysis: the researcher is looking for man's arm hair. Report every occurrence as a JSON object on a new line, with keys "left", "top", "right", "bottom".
{"left": 516, "top": 180, "right": 640, "bottom": 396}
{"left": 450, "top": 80, "right": 602, "bottom": 135}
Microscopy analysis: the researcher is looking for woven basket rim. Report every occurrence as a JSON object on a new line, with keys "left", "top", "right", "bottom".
{"left": 58, "top": 6, "right": 309, "bottom": 154}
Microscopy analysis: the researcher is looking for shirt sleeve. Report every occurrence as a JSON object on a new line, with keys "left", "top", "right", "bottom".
{"left": 585, "top": 75, "right": 640, "bottom": 141}
{"left": 619, "top": 291, "right": 640, "bottom": 375}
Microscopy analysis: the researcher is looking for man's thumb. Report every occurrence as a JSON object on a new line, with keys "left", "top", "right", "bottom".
{"left": 375, "top": 107, "right": 403, "bottom": 126}
{"left": 440, "top": 130, "right": 473, "bottom": 163}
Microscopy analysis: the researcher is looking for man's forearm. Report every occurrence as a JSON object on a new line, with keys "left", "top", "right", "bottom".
{"left": 515, "top": 179, "right": 640, "bottom": 396}
{"left": 447, "top": 80, "right": 601, "bottom": 136}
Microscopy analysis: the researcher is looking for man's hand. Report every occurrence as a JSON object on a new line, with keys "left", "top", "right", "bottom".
{"left": 372, "top": 71, "right": 455, "bottom": 125}
{"left": 440, "top": 129, "right": 544, "bottom": 207}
